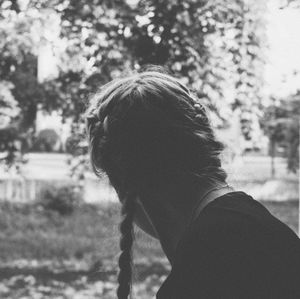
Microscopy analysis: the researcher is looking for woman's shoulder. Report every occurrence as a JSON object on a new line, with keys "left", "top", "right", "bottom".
{"left": 189, "top": 190, "right": 299, "bottom": 248}
{"left": 179, "top": 191, "right": 267, "bottom": 254}
{"left": 204, "top": 190, "right": 267, "bottom": 215}
{"left": 170, "top": 190, "right": 300, "bottom": 278}
{"left": 156, "top": 191, "right": 300, "bottom": 299}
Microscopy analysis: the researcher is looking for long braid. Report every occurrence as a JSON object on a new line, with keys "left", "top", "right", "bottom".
{"left": 86, "top": 98, "right": 136, "bottom": 299}
{"left": 117, "top": 193, "right": 136, "bottom": 299}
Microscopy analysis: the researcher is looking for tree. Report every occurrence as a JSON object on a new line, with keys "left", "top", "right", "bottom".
{"left": 0, "top": 0, "right": 268, "bottom": 172}
{"left": 0, "top": 81, "right": 21, "bottom": 166}
{"left": 54, "top": 0, "right": 267, "bottom": 176}
{"left": 0, "top": 1, "right": 63, "bottom": 164}
{"left": 1, "top": 5, "right": 40, "bottom": 130}
{"left": 261, "top": 95, "right": 300, "bottom": 174}
{"left": 55, "top": 0, "right": 266, "bottom": 125}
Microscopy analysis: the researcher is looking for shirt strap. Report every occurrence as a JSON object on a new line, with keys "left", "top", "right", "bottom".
{"left": 190, "top": 185, "right": 234, "bottom": 225}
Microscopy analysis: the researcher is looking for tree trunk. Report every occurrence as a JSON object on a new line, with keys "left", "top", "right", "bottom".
{"left": 270, "top": 140, "right": 276, "bottom": 178}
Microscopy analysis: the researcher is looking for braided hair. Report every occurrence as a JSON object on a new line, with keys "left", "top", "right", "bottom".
{"left": 117, "top": 193, "right": 135, "bottom": 299}
{"left": 86, "top": 68, "right": 227, "bottom": 298}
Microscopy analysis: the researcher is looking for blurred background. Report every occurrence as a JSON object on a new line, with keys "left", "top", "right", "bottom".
{"left": 0, "top": 0, "right": 299, "bottom": 298}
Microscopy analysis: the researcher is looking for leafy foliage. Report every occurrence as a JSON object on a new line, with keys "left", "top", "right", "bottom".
{"left": 1, "top": 0, "right": 270, "bottom": 172}
{"left": 51, "top": 0, "right": 268, "bottom": 176}
{"left": 0, "top": 1, "right": 63, "bottom": 164}
{"left": 55, "top": 0, "right": 267, "bottom": 123}
{"left": 33, "top": 129, "right": 60, "bottom": 152}
{"left": 38, "top": 185, "right": 83, "bottom": 215}
{"left": 261, "top": 94, "right": 300, "bottom": 172}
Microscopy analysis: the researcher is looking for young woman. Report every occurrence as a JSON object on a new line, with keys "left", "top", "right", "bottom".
{"left": 86, "top": 69, "right": 300, "bottom": 299}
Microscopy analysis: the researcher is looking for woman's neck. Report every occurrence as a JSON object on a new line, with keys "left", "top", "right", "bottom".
{"left": 140, "top": 177, "right": 231, "bottom": 264}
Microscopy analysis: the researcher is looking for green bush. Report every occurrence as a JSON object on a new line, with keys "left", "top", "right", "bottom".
{"left": 33, "top": 129, "right": 60, "bottom": 152}
{"left": 39, "top": 185, "right": 83, "bottom": 215}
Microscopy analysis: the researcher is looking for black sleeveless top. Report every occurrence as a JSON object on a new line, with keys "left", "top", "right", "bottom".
{"left": 156, "top": 191, "right": 300, "bottom": 299}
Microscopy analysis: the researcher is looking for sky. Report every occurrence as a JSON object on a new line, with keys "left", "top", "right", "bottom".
{"left": 265, "top": 0, "right": 300, "bottom": 97}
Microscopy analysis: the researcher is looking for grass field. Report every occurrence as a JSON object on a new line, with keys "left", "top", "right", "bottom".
{"left": 0, "top": 201, "right": 162, "bottom": 266}
{"left": 0, "top": 199, "right": 298, "bottom": 298}
{"left": 0, "top": 200, "right": 298, "bottom": 265}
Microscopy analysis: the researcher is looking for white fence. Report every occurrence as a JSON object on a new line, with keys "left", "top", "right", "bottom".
{"left": 0, "top": 153, "right": 298, "bottom": 203}
{"left": 0, "top": 175, "right": 117, "bottom": 204}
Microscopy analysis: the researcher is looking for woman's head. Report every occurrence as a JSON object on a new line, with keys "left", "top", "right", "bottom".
{"left": 85, "top": 68, "right": 227, "bottom": 298}
{"left": 86, "top": 70, "right": 226, "bottom": 195}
